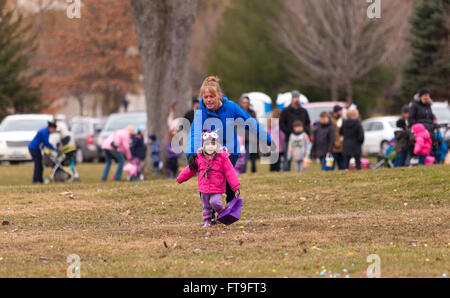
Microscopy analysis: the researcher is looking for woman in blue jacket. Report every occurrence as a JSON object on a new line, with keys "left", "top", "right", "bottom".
{"left": 28, "top": 121, "right": 58, "bottom": 183}
{"left": 187, "top": 76, "right": 273, "bottom": 208}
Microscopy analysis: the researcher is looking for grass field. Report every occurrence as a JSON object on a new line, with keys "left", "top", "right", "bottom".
{"left": 0, "top": 161, "right": 448, "bottom": 278}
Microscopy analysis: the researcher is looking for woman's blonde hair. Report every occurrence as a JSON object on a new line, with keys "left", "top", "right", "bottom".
{"left": 346, "top": 109, "right": 359, "bottom": 119}
{"left": 199, "top": 76, "right": 223, "bottom": 99}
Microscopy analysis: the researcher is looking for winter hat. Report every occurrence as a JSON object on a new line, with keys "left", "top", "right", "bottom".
{"left": 401, "top": 105, "right": 410, "bottom": 114}
{"left": 418, "top": 88, "right": 430, "bottom": 97}
{"left": 149, "top": 134, "right": 157, "bottom": 141}
{"left": 291, "top": 90, "right": 301, "bottom": 99}
{"left": 47, "top": 120, "right": 57, "bottom": 128}
{"left": 201, "top": 130, "right": 219, "bottom": 147}
{"left": 333, "top": 105, "right": 343, "bottom": 113}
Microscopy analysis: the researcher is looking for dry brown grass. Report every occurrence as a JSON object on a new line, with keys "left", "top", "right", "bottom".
{"left": 0, "top": 163, "right": 448, "bottom": 277}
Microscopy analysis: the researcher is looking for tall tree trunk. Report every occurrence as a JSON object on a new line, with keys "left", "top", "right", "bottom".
{"left": 330, "top": 76, "right": 338, "bottom": 101}
{"left": 345, "top": 80, "right": 353, "bottom": 104}
{"left": 131, "top": 0, "right": 197, "bottom": 172}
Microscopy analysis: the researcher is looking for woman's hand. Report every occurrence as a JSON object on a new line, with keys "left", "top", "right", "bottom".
{"left": 188, "top": 154, "right": 198, "bottom": 171}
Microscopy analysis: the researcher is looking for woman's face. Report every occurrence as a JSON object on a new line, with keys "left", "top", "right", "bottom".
{"left": 203, "top": 88, "right": 220, "bottom": 112}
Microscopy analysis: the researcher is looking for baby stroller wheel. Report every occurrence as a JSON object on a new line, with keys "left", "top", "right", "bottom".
{"left": 54, "top": 169, "right": 67, "bottom": 182}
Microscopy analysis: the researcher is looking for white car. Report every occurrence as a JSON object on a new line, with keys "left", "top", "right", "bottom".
{"left": 362, "top": 116, "right": 399, "bottom": 156}
{"left": 0, "top": 114, "right": 55, "bottom": 163}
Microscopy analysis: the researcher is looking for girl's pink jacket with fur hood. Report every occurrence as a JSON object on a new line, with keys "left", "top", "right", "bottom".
{"left": 412, "top": 123, "right": 432, "bottom": 156}
{"left": 177, "top": 152, "right": 240, "bottom": 194}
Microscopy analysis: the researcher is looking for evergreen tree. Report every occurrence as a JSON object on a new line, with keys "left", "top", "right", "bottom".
{"left": 0, "top": 0, "right": 44, "bottom": 120}
{"left": 403, "top": 0, "right": 450, "bottom": 103}
{"left": 206, "top": 0, "right": 291, "bottom": 102}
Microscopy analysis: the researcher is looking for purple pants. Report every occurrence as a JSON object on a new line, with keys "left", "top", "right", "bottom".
{"left": 201, "top": 193, "right": 224, "bottom": 221}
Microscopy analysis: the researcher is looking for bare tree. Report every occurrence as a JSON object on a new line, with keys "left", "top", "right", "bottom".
{"left": 276, "top": 0, "right": 409, "bottom": 103}
{"left": 130, "top": 0, "right": 197, "bottom": 166}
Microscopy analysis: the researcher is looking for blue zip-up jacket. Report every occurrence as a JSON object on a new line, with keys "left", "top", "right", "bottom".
{"left": 28, "top": 127, "right": 56, "bottom": 151}
{"left": 187, "top": 95, "right": 272, "bottom": 156}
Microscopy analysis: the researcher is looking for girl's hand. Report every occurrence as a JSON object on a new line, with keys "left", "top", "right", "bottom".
{"left": 235, "top": 189, "right": 240, "bottom": 198}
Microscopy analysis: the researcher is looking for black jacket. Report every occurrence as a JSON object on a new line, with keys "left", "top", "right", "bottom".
{"left": 408, "top": 100, "right": 434, "bottom": 131}
{"left": 340, "top": 119, "right": 364, "bottom": 156}
{"left": 312, "top": 121, "right": 335, "bottom": 158}
{"left": 184, "top": 110, "right": 195, "bottom": 125}
{"left": 280, "top": 105, "right": 311, "bottom": 138}
{"left": 130, "top": 134, "right": 147, "bottom": 160}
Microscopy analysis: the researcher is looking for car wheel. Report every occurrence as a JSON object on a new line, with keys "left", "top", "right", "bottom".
{"left": 380, "top": 141, "right": 390, "bottom": 156}
{"left": 76, "top": 149, "right": 83, "bottom": 163}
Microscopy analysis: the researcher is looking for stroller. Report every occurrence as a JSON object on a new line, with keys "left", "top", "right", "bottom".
{"left": 42, "top": 145, "right": 81, "bottom": 183}
{"left": 371, "top": 140, "right": 397, "bottom": 169}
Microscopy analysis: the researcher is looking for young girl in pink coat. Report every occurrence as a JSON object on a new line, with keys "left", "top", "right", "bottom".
{"left": 411, "top": 123, "right": 432, "bottom": 165}
{"left": 177, "top": 130, "right": 240, "bottom": 227}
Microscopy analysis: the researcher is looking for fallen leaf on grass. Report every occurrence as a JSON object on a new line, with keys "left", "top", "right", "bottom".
{"left": 1, "top": 221, "right": 9, "bottom": 226}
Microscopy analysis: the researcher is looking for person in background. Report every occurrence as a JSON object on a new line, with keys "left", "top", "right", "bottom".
{"left": 149, "top": 134, "right": 161, "bottom": 176}
{"left": 329, "top": 105, "right": 345, "bottom": 170}
{"left": 268, "top": 108, "right": 285, "bottom": 172}
{"left": 400, "top": 105, "right": 410, "bottom": 127}
{"left": 240, "top": 94, "right": 258, "bottom": 174}
{"left": 184, "top": 97, "right": 200, "bottom": 125}
{"left": 280, "top": 90, "right": 311, "bottom": 171}
{"left": 166, "top": 129, "right": 182, "bottom": 179}
{"left": 312, "top": 112, "right": 335, "bottom": 171}
{"left": 101, "top": 125, "right": 135, "bottom": 181}
{"left": 434, "top": 124, "right": 448, "bottom": 164}
{"left": 340, "top": 110, "right": 365, "bottom": 170}
{"left": 28, "top": 120, "right": 58, "bottom": 183}
{"left": 409, "top": 88, "right": 434, "bottom": 133}
{"left": 393, "top": 118, "right": 413, "bottom": 167}
{"left": 287, "top": 120, "right": 311, "bottom": 172}
{"left": 130, "top": 126, "right": 147, "bottom": 180}
{"left": 411, "top": 123, "right": 432, "bottom": 165}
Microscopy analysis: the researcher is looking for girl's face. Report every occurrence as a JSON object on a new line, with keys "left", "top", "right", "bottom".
{"left": 204, "top": 141, "right": 218, "bottom": 155}
{"left": 203, "top": 88, "right": 221, "bottom": 112}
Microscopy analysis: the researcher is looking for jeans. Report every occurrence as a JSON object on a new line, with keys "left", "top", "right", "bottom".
{"left": 29, "top": 148, "right": 43, "bottom": 183}
{"left": 102, "top": 149, "right": 125, "bottom": 181}
{"left": 394, "top": 152, "right": 407, "bottom": 167}
{"left": 242, "top": 143, "right": 257, "bottom": 173}
{"left": 225, "top": 155, "right": 239, "bottom": 203}
{"left": 332, "top": 153, "right": 345, "bottom": 170}
{"left": 418, "top": 155, "right": 426, "bottom": 165}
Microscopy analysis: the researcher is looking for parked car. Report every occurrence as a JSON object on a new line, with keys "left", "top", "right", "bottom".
{"left": 96, "top": 112, "right": 147, "bottom": 161}
{"left": 0, "top": 114, "right": 55, "bottom": 163}
{"left": 431, "top": 101, "right": 450, "bottom": 147}
{"left": 69, "top": 117, "right": 105, "bottom": 163}
{"left": 303, "top": 101, "right": 347, "bottom": 126}
{"left": 362, "top": 116, "right": 399, "bottom": 156}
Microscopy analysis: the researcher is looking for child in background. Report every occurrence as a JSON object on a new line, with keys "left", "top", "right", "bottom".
{"left": 411, "top": 123, "right": 432, "bottom": 165}
{"left": 434, "top": 125, "right": 448, "bottom": 164}
{"left": 177, "top": 130, "right": 240, "bottom": 228}
{"left": 129, "top": 126, "right": 147, "bottom": 180}
{"left": 312, "top": 112, "right": 335, "bottom": 171}
{"left": 166, "top": 129, "right": 181, "bottom": 179}
{"left": 340, "top": 110, "right": 364, "bottom": 170}
{"left": 287, "top": 120, "right": 311, "bottom": 172}
{"left": 149, "top": 134, "right": 161, "bottom": 176}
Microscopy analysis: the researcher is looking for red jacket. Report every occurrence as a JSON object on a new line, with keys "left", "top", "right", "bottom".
{"left": 177, "top": 152, "right": 240, "bottom": 194}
